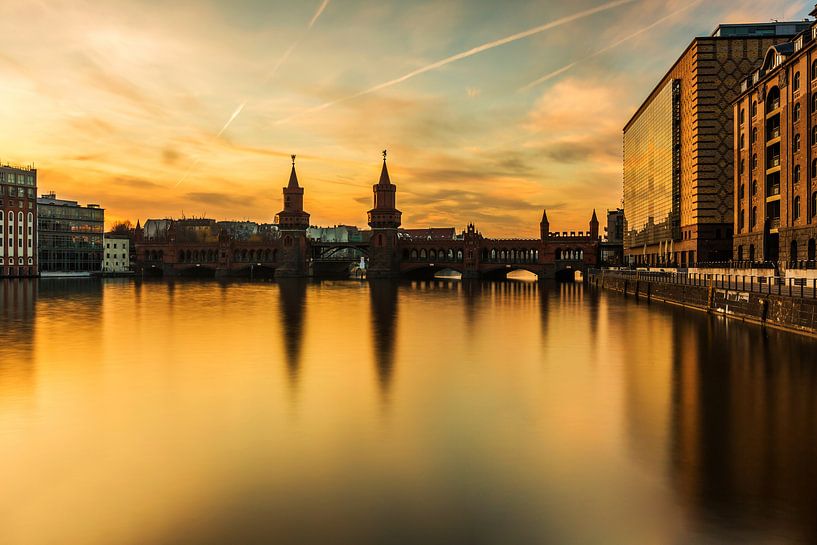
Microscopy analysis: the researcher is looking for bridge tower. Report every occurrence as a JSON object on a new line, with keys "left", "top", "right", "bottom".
{"left": 367, "top": 150, "right": 402, "bottom": 278}
{"left": 274, "top": 155, "right": 311, "bottom": 277}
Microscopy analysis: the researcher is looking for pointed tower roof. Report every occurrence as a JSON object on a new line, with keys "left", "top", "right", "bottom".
{"left": 135, "top": 219, "right": 141, "bottom": 229}
{"left": 379, "top": 149, "right": 391, "bottom": 185}
{"left": 541, "top": 209, "right": 549, "bottom": 223}
{"left": 288, "top": 154, "right": 300, "bottom": 188}
{"left": 591, "top": 209, "right": 598, "bottom": 222}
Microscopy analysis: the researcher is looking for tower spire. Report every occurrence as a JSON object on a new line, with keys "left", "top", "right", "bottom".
{"left": 378, "top": 149, "right": 391, "bottom": 186}
{"left": 288, "top": 154, "right": 300, "bottom": 188}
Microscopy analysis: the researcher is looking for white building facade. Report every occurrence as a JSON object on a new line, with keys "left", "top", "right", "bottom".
{"left": 103, "top": 235, "right": 130, "bottom": 273}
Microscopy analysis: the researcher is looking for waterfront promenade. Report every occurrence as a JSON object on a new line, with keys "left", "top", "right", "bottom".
{"left": 590, "top": 269, "right": 817, "bottom": 337}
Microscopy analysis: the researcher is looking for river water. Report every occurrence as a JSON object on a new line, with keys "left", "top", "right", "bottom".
{"left": 1, "top": 278, "right": 816, "bottom": 545}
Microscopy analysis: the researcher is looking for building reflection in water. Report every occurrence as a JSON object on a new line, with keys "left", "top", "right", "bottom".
{"left": 670, "top": 313, "right": 817, "bottom": 543}
{"left": 277, "top": 279, "right": 307, "bottom": 395}
{"left": 617, "top": 293, "right": 817, "bottom": 544}
{"left": 0, "top": 279, "right": 38, "bottom": 409}
{"left": 368, "top": 280, "right": 398, "bottom": 403}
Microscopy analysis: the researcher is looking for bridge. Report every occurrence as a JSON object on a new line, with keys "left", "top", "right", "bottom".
{"left": 134, "top": 153, "right": 600, "bottom": 280}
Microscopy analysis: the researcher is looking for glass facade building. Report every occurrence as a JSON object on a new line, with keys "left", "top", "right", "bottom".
{"left": 623, "top": 80, "right": 681, "bottom": 253}
{"left": 37, "top": 193, "right": 104, "bottom": 273}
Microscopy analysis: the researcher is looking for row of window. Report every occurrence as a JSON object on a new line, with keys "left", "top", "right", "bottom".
{"left": 0, "top": 258, "right": 33, "bottom": 265}
{"left": 5, "top": 238, "right": 33, "bottom": 249}
{"left": 0, "top": 173, "right": 35, "bottom": 186}
{"left": 738, "top": 192, "right": 817, "bottom": 231}
{"left": 0, "top": 211, "right": 34, "bottom": 223}
{"left": 0, "top": 200, "right": 34, "bottom": 209}
{"left": 0, "top": 225, "right": 33, "bottom": 236}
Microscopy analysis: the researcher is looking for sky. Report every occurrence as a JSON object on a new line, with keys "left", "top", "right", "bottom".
{"left": 0, "top": 0, "right": 812, "bottom": 236}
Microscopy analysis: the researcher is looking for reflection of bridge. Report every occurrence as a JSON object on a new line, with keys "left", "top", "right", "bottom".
{"left": 134, "top": 153, "right": 600, "bottom": 280}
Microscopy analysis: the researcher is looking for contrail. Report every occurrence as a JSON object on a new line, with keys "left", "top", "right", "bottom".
{"left": 175, "top": 0, "right": 331, "bottom": 187}
{"left": 217, "top": 102, "right": 246, "bottom": 137}
{"left": 223, "top": 0, "right": 331, "bottom": 132}
{"left": 309, "top": 0, "right": 331, "bottom": 29}
{"left": 520, "top": 0, "right": 703, "bottom": 91}
{"left": 274, "top": 0, "right": 637, "bottom": 125}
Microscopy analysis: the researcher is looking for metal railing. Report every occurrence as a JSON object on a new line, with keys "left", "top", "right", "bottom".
{"left": 591, "top": 269, "right": 817, "bottom": 300}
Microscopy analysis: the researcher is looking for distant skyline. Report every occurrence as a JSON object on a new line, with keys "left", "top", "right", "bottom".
{"left": 0, "top": 0, "right": 811, "bottom": 235}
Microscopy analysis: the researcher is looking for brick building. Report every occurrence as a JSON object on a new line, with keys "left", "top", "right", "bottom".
{"left": 623, "top": 21, "right": 809, "bottom": 267}
{"left": 733, "top": 7, "right": 817, "bottom": 267}
{"left": 0, "top": 163, "right": 37, "bottom": 277}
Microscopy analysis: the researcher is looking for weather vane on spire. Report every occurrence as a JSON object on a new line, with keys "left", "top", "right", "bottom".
{"left": 291, "top": 154, "right": 296, "bottom": 166}
{"left": 382, "top": 149, "right": 387, "bottom": 162}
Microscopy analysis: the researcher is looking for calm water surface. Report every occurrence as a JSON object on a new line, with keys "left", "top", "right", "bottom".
{"left": 1, "top": 278, "right": 817, "bottom": 545}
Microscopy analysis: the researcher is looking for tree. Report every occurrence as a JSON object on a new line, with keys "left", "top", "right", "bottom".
{"left": 110, "top": 220, "right": 133, "bottom": 235}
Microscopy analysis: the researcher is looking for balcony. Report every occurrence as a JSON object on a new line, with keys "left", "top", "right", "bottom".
{"left": 766, "top": 126, "right": 780, "bottom": 141}
{"left": 766, "top": 184, "right": 780, "bottom": 197}
{"left": 766, "top": 156, "right": 780, "bottom": 169}
{"left": 769, "top": 217, "right": 780, "bottom": 229}
{"left": 766, "top": 100, "right": 780, "bottom": 115}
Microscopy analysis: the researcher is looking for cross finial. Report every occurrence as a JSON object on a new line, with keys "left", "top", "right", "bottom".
{"left": 382, "top": 149, "right": 387, "bottom": 162}
{"left": 291, "top": 154, "right": 296, "bottom": 166}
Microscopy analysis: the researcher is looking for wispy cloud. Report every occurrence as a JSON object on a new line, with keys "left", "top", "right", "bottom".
{"left": 274, "top": 0, "right": 638, "bottom": 124}
{"left": 520, "top": 0, "right": 704, "bottom": 91}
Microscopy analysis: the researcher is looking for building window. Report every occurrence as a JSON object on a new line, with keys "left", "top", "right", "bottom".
{"left": 752, "top": 154, "right": 758, "bottom": 170}
{"left": 738, "top": 209, "right": 745, "bottom": 232}
{"left": 751, "top": 206, "right": 757, "bottom": 229}
{"left": 740, "top": 158, "right": 746, "bottom": 173}
{"left": 739, "top": 107, "right": 745, "bottom": 124}
{"left": 740, "top": 133, "right": 745, "bottom": 149}
{"left": 795, "top": 102, "right": 802, "bottom": 122}
{"left": 812, "top": 126, "right": 817, "bottom": 147}
{"left": 813, "top": 192, "right": 817, "bottom": 218}
{"left": 795, "top": 165, "right": 801, "bottom": 183}
{"left": 739, "top": 182, "right": 745, "bottom": 199}
{"left": 794, "top": 71, "right": 801, "bottom": 92}
{"left": 812, "top": 93, "right": 817, "bottom": 114}
{"left": 812, "top": 59, "right": 817, "bottom": 80}
{"left": 795, "top": 133, "right": 801, "bottom": 152}
{"left": 812, "top": 159, "right": 817, "bottom": 179}
{"left": 751, "top": 127, "right": 757, "bottom": 144}
{"left": 795, "top": 196, "right": 802, "bottom": 220}
{"left": 753, "top": 180, "right": 758, "bottom": 196}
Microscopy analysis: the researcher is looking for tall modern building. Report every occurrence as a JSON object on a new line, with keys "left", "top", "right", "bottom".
{"left": 0, "top": 163, "right": 38, "bottom": 277}
{"left": 623, "top": 21, "right": 810, "bottom": 267}
{"left": 733, "top": 8, "right": 817, "bottom": 265}
{"left": 37, "top": 192, "right": 104, "bottom": 275}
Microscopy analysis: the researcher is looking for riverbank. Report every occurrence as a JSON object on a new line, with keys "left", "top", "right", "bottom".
{"left": 589, "top": 270, "right": 817, "bottom": 338}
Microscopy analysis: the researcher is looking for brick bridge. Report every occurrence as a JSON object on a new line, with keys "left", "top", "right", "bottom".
{"left": 134, "top": 154, "right": 600, "bottom": 280}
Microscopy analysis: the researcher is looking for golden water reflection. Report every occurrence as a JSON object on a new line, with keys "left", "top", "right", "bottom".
{"left": 0, "top": 278, "right": 816, "bottom": 544}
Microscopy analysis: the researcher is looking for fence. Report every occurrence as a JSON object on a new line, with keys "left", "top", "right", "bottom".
{"left": 592, "top": 269, "right": 817, "bottom": 299}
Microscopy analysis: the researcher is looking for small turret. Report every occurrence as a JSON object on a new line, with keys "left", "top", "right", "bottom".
{"left": 589, "top": 209, "right": 599, "bottom": 240}
{"left": 540, "top": 209, "right": 549, "bottom": 241}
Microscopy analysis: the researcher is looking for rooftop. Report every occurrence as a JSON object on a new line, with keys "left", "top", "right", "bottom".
{"left": 711, "top": 22, "right": 811, "bottom": 38}
{"left": 38, "top": 192, "right": 105, "bottom": 209}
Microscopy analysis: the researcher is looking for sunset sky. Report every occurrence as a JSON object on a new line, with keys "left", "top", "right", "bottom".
{"left": 0, "top": 0, "right": 811, "bottom": 235}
